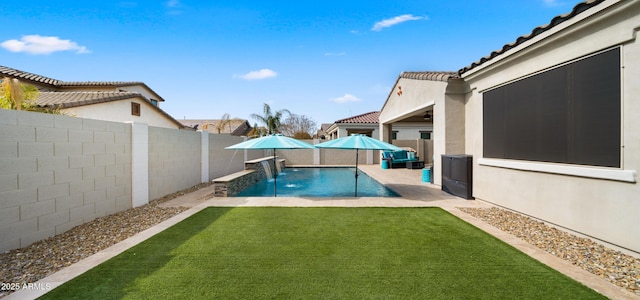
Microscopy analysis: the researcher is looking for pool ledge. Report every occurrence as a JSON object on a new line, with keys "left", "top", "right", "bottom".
{"left": 212, "top": 170, "right": 257, "bottom": 197}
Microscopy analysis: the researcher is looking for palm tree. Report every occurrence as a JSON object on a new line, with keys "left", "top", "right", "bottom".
{"left": 250, "top": 103, "right": 290, "bottom": 135}
{"left": 215, "top": 113, "right": 232, "bottom": 134}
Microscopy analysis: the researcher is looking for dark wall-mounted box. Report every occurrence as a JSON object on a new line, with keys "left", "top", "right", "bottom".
{"left": 441, "top": 155, "right": 473, "bottom": 199}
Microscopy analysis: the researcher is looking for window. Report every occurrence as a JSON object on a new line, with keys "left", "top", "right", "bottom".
{"left": 483, "top": 48, "right": 621, "bottom": 168}
{"left": 131, "top": 102, "right": 141, "bottom": 116}
{"left": 420, "top": 131, "right": 432, "bottom": 140}
{"left": 391, "top": 131, "right": 398, "bottom": 140}
{"left": 150, "top": 99, "right": 158, "bottom": 106}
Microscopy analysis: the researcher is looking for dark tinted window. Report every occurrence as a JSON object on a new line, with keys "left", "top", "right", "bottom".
{"left": 483, "top": 48, "right": 620, "bottom": 167}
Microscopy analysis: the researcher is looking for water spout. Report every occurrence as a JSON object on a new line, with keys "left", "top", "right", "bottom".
{"left": 227, "top": 149, "right": 240, "bottom": 173}
{"left": 261, "top": 160, "right": 273, "bottom": 180}
{"left": 275, "top": 159, "right": 283, "bottom": 174}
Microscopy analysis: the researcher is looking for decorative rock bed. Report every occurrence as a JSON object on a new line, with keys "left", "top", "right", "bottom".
{"left": 0, "top": 183, "right": 206, "bottom": 298}
{"left": 458, "top": 207, "right": 640, "bottom": 296}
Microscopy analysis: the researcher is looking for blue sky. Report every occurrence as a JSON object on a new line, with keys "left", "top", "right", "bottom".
{"left": 1, "top": 0, "right": 575, "bottom": 126}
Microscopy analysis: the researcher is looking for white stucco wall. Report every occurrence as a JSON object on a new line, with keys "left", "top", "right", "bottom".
{"left": 379, "top": 78, "right": 446, "bottom": 124}
{"left": 117, "top": 85, "right": 163, "bottom": 104}
{"left": 380, "top": 77, "right": 467, "bottom": 185}
{"left": 61, "top": 97, "right": 179, "bottom": 129}
{"left": 391, "top": 122, "right": 433, "bottom": 140}
{"left": 462, "top": 0, "right": 640, "bottom": 252}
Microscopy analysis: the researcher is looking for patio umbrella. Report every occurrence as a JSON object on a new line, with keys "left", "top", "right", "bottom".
{"left": 315, "top": 134, "right": 403, "bottom": 196}
{"left": 225, "top": 134, "right": 314, "bottom": 196}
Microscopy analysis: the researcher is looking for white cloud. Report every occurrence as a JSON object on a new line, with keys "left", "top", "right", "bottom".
{"left": 372, "top": 14, "right": 426, "bottom": 31}
{"left": 1, "top": 35, "right": 90, "bottom": 55}
{"left": 165, "top": 0, "right": 183, "bottom": 14}
{"left": 234, "top": 69, "right": 278, "bottom": 80}
{"left": 330, "top": 94, "right": 361, "bottom": 104}
{"left": 542, "top": 0, "right": 563, "bottom": 7}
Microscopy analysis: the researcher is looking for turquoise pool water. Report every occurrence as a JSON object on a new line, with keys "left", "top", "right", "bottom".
{"left": 235, "top": 167, "right": 399, "bottom": 197}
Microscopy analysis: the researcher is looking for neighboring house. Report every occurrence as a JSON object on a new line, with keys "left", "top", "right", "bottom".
{"left": 315, "top": 123, "right": 332, "bottom": 139}
{"left": 329, "top": 110, "right": 434, "bottom": 141}
{"left": 0, "top": 65, "right": 183, "bottom": 129}
{"left": 180, "top": 119, "right": 252, "bottom": 136}
{"left": 379, "top": 0, "right": 640, "bottom": 254}
{"left": 325, "top": 111, "right": 380, "bottom": 140}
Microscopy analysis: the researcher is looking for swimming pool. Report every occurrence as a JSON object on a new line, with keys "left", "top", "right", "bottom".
{"left": 235, "top": 167, "right": 399, "bottom": 197}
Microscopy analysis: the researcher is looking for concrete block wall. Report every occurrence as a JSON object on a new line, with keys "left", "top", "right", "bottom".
{"left": 0, "top": 110, "right": 394, "bottom": 252}
{"left": 208, "top": 134, "right": 256, "bottom": 180}
{"left": 148, "top": 127, "right": 201, "bottom": 201}
{"left": 0, "top": 110, "right": 132, "bottom": 252}
{"left": 319, "top": 148, "right": 368, "bottom": 165}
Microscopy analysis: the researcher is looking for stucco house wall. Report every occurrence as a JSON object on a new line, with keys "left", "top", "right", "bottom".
{"left": 462, "top": 0, "right": 639, "bottom": 252}
{"left": 379, "top": 76, "right": 465, "bottom": 185}
{"left": 391, "top": 122, "right": 433, "bottom": 140}
{"left": 61, "top": 98, "right": 179, "bottom": 129}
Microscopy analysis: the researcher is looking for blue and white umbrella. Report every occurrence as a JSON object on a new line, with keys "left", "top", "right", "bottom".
{"left": 315, "top": 134, "right": 402, "bottom": 196}
{"left": 226, "top": 134, "right": 314, "bottom": 196}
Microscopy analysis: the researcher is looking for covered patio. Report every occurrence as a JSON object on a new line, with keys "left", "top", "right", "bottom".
{"left": 378, "top": 71, "right": 468, "bottom": 186}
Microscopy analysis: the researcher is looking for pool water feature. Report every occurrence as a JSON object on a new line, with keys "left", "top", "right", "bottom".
{"left": 261, "top": 160, "right": 273, "bottom": 179}
{"left": 235, "top": 167, "right": 399, "bottom": 197}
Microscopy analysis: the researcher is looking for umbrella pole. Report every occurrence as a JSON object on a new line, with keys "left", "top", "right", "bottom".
{"left": 273, "top": 148, "right": 277, "bottom": 197}
{"left": 355, "top": 149, "right": 359, "bottom": 197}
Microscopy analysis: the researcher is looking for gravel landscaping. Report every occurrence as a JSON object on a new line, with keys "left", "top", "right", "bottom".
{"left": 0, "top": 184, "right": 208, "bottom": 298}
{"left": 1, "top": 189, "right": 638, "bottom": 298}
{"left": 459, "top": 207, "right": 640, "bottom": 296}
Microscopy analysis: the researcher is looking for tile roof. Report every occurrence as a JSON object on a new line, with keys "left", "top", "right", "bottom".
{"left": 37, "top": 91, "right": 142, "bottom": 108}
{"left": 0, "top": 65, "right": 147, "bottom": 87}
{"left": 36, "top": 91, "right": 184, "bottom": 128}
{"left": 335, "top": 111, "right": 379, "bottom": 124}
{"left": 458, "top": 0, "right": 605, "bottom": 75}
{"left": 231, "top": 121, "right": 252, "bottom": 136}
{"left": 320, "top": 123, "right": 333, "bottom": 131}
{"left": 56, "top": 81, "right": 146, "bottom": 87}
{"left": 0, "top": 65, "right": 60, "bottom": 85}
{"left": 400, "top": 71, "right": 459, "bottom": 82}
{"left": 0, "top": 65, "right": 162, "bottom": 101}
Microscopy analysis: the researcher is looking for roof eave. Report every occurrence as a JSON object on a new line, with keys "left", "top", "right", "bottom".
{"left": 458, "top": 0, "right": 608, "bottom": 76}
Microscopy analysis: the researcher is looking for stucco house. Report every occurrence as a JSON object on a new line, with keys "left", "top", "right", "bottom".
{"left": 324, "top": 111, "right": 380, "bottom": 140}
{"left": 326, "top": 111, "right": 432, "bottom": 141}
{"left": 0, "top": 65, "right": 183, "bottom": 129}
{"left": 380, "top": 0, "right": 639, "bottom": 254}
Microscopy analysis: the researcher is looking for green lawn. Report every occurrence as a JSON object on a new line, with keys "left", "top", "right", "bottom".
{"left": 41, "top": 207, "right": 605, "bottom": 299}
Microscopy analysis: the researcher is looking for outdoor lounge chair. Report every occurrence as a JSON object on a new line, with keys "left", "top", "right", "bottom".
{"left": 382, "top": 150, "right": 419, "bottom": 168}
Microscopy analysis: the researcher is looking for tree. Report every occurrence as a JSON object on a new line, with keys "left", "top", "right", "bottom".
{"left": 0, "top": 77, "right": 62, "bottom": 114}
{"left": 281, "top": 113, "right": 317, "bottom": 139}
{"left": 247, "top": 122, "right": 264, "bottom": 138}
{"left": 250, "top": 103, "right": 290, "bottom": 135}
{"left": 215, "top": 113, "right": 232, "bottom": 134}
{"left": 1, "top": 77, "right": 39, "bottom": 110}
